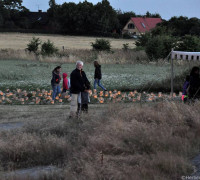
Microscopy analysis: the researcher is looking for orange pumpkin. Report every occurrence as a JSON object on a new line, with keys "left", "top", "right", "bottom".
{"left": 105, "top": 91, "right": 109, "bottom": 97}
{"left": 55, "top": 96, "right": 59, "bottom": 100}
{"left": 93, "top": 94, "right": 98, "bottom": 99}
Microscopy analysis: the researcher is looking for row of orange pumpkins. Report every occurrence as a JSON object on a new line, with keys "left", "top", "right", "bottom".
{"left": 0, "top": 89, "right": 182, "bottom": 105}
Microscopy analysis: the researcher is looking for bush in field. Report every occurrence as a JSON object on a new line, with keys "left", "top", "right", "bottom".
{"left": 91, "top": 39, "right": 111, "bottom": 51}
{"left": 122, "top": 43, "right": 130, "bottom": 51}
{"left": 135, "top": 33, "right": 151, "bottom": 47}
{"left": 177, "top": 35, "right": 200, "bottom": 52}
{"left": 41, "top": 39, "right": 58, "bottom": 56}
{"left": 145, "top": 35, "right": 177, "bottom": 60}
{"left": 27, "top": 37, "right": 41, "bottom": 54}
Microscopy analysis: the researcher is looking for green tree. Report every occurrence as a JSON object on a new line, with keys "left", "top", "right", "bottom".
{"left": 145, "top": 35, "right": 177, "bottom": 60}
{"left": 157, "top": 16, "right": 200, "bottom": 37}
{"left": 0, "top": 13, "right": 4, "bottom": 27}
{"left": 177, "top": 35, "right": 200, "bottom": 52}
{"left": 1, "top": 0, "right": 23, "bottom": 10}
{"left": 27, "top": 37, "right": 41, "bottom": 54}
{"left": 49, "top": 0, "right": 56, "bottom": 8}
{"left": 41, "top": 39, "right": 58, "bottom": 56}
{"left": 91, "top": 39, "right": 111, "bottom": 51}
{"left": 94, "top": 0, "right": 119, "bottom": 35}
{"left": 0, "top": 0, "right": 28, "bottom": 29}
{"left": 145, "top": 11, "right": 161, "bottom": 18}
{"left": 76, "top": 1, "right": 95, "bottom": 34}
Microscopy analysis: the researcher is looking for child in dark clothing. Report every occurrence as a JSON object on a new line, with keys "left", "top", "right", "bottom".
{"left": 51, "top": 66, "right": 61, "bottom": 100}
{"left": 182, "top": 75, "right": 190, "bottom": 102}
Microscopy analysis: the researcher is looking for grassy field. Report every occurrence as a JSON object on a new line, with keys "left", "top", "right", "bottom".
{"left": 0, "top": 102, "right": 200, "bottom": 179}
{"left": 1, "top": 32, "right": 200, "bottom": 180}
{"left": 0, "top": 33, "right": 135, "bottom": 50}
{"left": 0, "top": 59, "right": 192, "bottom": 92}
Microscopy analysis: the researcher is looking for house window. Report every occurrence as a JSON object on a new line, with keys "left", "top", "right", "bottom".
{"left": 141, "top": 23, "right": 146, "bottom": 28}
{"left": 128, "top": 23, "right": 135, "bottom": 29}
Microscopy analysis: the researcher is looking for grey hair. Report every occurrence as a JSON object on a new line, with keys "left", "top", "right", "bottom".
{"left": 76, "top": 60, "right": 83, "bottom": 66}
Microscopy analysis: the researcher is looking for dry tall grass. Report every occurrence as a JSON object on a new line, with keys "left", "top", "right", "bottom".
{"left": 0, "top": 48, "right": 148, "bottom": 64}
{"left": 0, "top": 102, "right": 200, "bottom": 179}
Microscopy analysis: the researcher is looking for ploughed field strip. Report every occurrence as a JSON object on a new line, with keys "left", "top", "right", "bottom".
{"left": 0, "top": 89, "right": 182, "bottom": 105}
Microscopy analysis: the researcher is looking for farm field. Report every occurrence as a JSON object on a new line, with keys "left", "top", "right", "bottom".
{"left": 0, "top": 59, "right": 190, "bottom": 91}
{"left": 0, "top": 102, "right": 200, "bottom": 180}
{"left": 1, "top": 32, "right": 200, "bottom": 180}
{"left": 0, "top": 33, "right": 135, "bottom": 50}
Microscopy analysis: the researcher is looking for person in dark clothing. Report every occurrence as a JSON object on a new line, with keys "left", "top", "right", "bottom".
{"left": 79, "top": 72, "right": 91, "bottom": 113}
{"left": 94, "top": 61, "right": 106, "bottom": 91}
{"left": 182, "top": 75, "right": 190, "bottom": 102}
{"left": 51, "top": 66, "right": 61, "bottom": 100}
{"left": 188, "top": 66, "right": 200, "bottom": 100}
{"left": 69, "top": 61, "right": 90, "bottom": 118}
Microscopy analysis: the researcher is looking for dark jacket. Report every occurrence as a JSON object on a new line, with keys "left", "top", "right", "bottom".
{"left": 182, "top": 81, "right": 189, "bottom": 95}
{"left": 82, "top": 71, "right": 91, "bottom": 90}
{"left": 70, "top": 68, "right": 90, "bottom": 94}
{"left": 94, "top": 65, "right": 102, "bottom": 79}
{"left": 51, "top": 70, "right": 61, "bottom": 86}
{"left": 188, "top": 75, "right": 200, "bottom": 99}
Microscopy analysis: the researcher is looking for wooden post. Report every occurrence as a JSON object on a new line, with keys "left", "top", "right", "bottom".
{"left": 100, "top": 151, "right": 104, "bottom": 166}
{"left": 171, "top": 49, "right": 174, "bottom": 97}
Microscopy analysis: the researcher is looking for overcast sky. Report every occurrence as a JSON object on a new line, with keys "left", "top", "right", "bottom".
{"left": 22, "top": 0, "right": 200, "bottom": 20}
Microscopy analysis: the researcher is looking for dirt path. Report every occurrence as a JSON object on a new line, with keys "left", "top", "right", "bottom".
{"left": 0, "top": 104, "right": 108, "bottom": 124}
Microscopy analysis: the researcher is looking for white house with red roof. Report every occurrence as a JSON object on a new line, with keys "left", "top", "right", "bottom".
{"left": 122, "top": 17, "right": 162, "bottom": 36}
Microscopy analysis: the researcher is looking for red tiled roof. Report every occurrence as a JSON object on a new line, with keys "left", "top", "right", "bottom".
{"left": 131, "top": 17, "right": 162, "bottom": 33}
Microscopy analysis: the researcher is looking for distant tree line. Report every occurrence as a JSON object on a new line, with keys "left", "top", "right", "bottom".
{"left": 0, "top": 0, "right": 30, "bottom": 29}
{"left": 0, "top": 0, "right": 200, "bottom": 38}
{"left": 0, "top": 0, "right": 160, "bottom": 36}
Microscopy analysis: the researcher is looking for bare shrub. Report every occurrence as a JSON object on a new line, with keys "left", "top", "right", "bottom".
{"left": 0, "top": 132, "right": 69, "bottom": 170}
